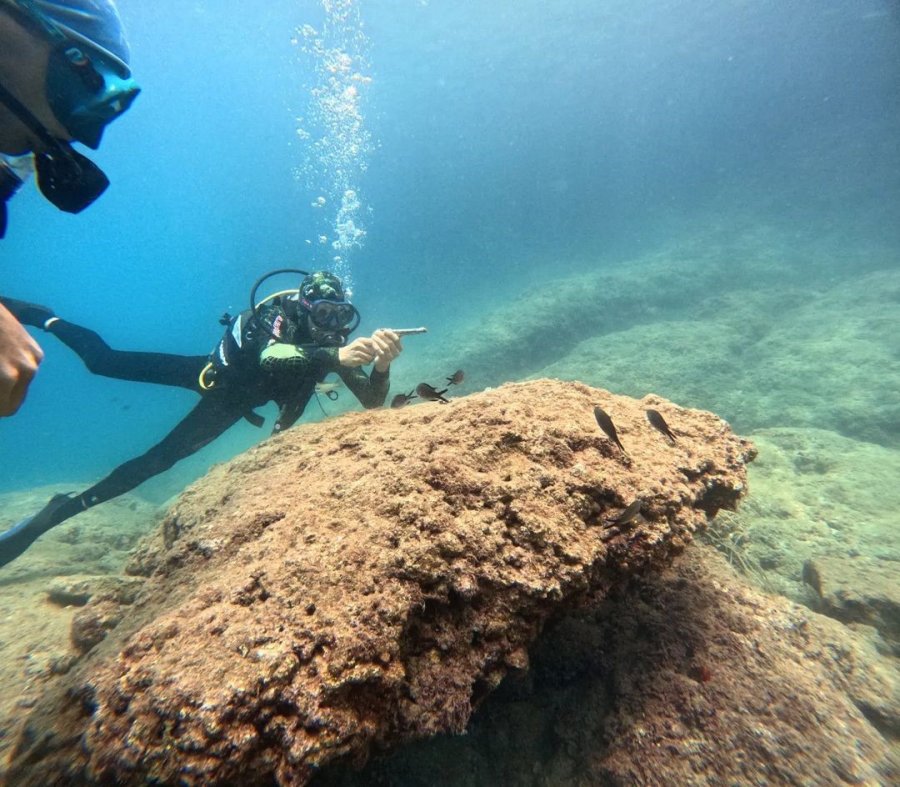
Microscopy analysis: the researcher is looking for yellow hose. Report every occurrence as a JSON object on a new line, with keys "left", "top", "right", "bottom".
{"left": 198, "top": 362, "right": 216, "bottom": 390}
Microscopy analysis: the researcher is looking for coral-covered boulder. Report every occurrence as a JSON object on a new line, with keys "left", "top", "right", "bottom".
{"left": 6, "top": 379, "right": 753, "bottom": 785}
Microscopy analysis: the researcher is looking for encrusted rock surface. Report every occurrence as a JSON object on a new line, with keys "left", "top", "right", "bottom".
{"left": 45, "top": 574, "right": 148, "bottom": 654}
{"left": 318, "top": 547, "right": 900, "bottom": 787}
{"left": 804, "top": 554, "right": 900, "bottom": 653}
{"left": 46, "top": 575, "right": 145, "bottom": 610}
{"left": 5, "top": 379, "right": 753, "bottom": 785}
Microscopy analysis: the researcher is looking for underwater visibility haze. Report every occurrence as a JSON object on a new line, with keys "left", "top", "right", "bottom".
{"left": 2, "top": 0, "right": 898, "bottom": 493}
{"left": 0, "top": 0, "right": 899, "bottom": 781}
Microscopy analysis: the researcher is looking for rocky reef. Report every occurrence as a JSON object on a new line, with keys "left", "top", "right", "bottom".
{"left": 4, "top": 379, "right": 753, "bottom": 785}
{"left": 427, "top": 248, "right": 900, "bottom": 450}
{"left": 318, "top": 545, "right": 899, "bottom": 786}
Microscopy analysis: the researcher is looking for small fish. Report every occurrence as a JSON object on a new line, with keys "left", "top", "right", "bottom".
{"left": 593, "top": 406, "right": 626, "bottom": 453}
{"left": 646, "top": 408, "right": 676, "bottom": 442}
{"left": 611, "top": 499, "right": 643, "bottom": 527}
{"left": 390, "top": 390, "right": 417, "bottom": 409}
{"left": 416, "top": 382, "right": 450, "bottom": 403}
{"left": 446, "top": 369, "right": 465, "bottom": 385}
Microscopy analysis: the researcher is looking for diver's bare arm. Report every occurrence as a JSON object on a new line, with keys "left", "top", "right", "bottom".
{"left": 0, "top": 303, "right": 43, "bottom": 417}
{"left": 372, "top": 329, "right": 402, "bottom": 373}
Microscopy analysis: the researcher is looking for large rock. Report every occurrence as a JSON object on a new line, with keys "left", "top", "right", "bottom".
{"left": 5, "top": 379, "right": 753, "bottom": 785}
{"left": 318, "top": 546, "right": 899, "bottom": 787}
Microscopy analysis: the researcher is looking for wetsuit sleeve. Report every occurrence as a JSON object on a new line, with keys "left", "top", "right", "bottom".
{"left": 260, "top": 343, "right": 388, "bottom": 407}
{"left": 260, "top": 344, "right": 388, "bottom": 433}
{"left": 336, "top": 363, "right": 390, "bottom": 409}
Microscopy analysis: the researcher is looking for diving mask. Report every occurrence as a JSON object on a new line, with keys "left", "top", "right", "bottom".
{"left": 5, "top": 0, "right": 140, "bottom": 149}
{"left": 45, "top": 40, "right": 140, "bottom": 150}
{"left": 0, "top": 0, "right": 139, "bottom": 228}
{"left": 300, "top": 297, "right": 361, "bottom": 333}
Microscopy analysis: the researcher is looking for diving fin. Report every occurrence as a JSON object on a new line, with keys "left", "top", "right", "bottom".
{"left": 0, "top": 493, "right": 77, "bottom": 569}
{"left": 0, "top": 513, "right": 37, "bottom": 539}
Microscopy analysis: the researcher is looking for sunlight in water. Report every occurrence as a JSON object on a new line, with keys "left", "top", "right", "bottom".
{"left": 292, "top": 1, "right": 373, "bottom": 286}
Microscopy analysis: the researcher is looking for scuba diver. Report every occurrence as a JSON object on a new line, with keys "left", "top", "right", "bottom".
{"left": 1, "top": 0, "right": 140, "bottom": 416}
{"left": 0, "top": 270, "right": 403, "bottom": 568}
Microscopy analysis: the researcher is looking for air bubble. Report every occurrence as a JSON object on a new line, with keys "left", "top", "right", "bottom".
{"left": 292, "top": 1, "right": 373, "bottom": 289}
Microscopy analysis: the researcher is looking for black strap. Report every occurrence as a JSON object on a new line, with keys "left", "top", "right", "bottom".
{"left": 0, "top": 81, "right": 59, "bottom": 150}
{"left": 4, "top": 1, "right": 68, "bottom": 46}
{"left": 243, "top": 410, "right": 265, "bottom": 428}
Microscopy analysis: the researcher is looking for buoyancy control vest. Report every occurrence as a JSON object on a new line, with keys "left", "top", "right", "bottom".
{"left": 197, "top": 309, "right": 271, "bottom": 427}
{"left": 207, "top": 310, "right": 262, "bottom": 382}
{"left": 200, "top": 310, "right": 257, "bottom": 388}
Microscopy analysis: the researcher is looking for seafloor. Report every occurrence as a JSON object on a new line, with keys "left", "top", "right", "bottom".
{"left": 0, "top": 224, "right": 898, "bottom": 781}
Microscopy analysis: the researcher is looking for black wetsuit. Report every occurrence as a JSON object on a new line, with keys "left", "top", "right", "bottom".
{"left": 0, "top": 297, "right": 389, "bottom": 564}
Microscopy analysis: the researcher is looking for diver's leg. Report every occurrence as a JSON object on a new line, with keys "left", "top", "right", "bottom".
{"left": 0, "top": 297, "right": 206, "bottom": 390}
{"left": 46, "top": 320, "right": 206, "bottom": 390}
{"left": 0, "top": 394, "right": 244, "bottom": 568}
{"left": 74, "top": 394, "right": 243, "bottom": 507}
{"left": 0, "top": 297, "right": 54, "bottom": 329}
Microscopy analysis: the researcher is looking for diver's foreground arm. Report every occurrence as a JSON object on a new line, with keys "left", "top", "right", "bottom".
{"left": 0, "top": 302, "right": 43, "bottom": 416}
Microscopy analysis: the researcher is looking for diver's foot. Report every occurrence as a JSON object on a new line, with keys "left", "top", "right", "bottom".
{"left": 0, "top": 297, "right": 56, "bottom": 330}
{"left": 0, "top": 493, "right": 77, "bottom": 569}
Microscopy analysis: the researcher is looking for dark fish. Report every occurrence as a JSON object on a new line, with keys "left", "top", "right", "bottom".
{"left": 390, "top": 390, "right": 417, "bottom": 409}
{"left": 416, "top": 382, "right": 450, "bottom": 403}
{"left": 611, "top": 499, "right": 643, "bottom": 527}
{"left": 593, "top": 406, "right": 626, "bottom": 453}
{"left": 446, "top": 369, "right": 465, "bottom": 385}
{"left": 646, "top": 408, "right": 676, "bottom": 442}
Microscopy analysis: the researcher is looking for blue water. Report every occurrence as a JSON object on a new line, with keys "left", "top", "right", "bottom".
{"left": 2, "top": 0, "right": 898, "bottom": 500}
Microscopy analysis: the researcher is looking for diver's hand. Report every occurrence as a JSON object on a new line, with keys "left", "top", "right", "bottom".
{"left": 338, "top": 336, "right": 378, "bottom": 368}
{"left": 372, "top": 329, "right": 402, "bottom": 373}
{"left": 0, "top": 303, "right": 43, "bottom": 417}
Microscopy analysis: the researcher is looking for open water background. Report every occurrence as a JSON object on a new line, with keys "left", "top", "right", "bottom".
{"left": 1, "top": 0, "right": 898, "bottom": 501}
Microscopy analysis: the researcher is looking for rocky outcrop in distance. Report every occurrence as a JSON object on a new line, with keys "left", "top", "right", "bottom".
{"left": 416, "top": 249, "right": 900, "bottom": 449}
{"left": 4, "top": 379, "right": 753, "bottom": 785}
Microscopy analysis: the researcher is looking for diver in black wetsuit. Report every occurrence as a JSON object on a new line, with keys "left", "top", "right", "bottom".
{"left": 0, "top": 270, "right": 401, "bottom": 568}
